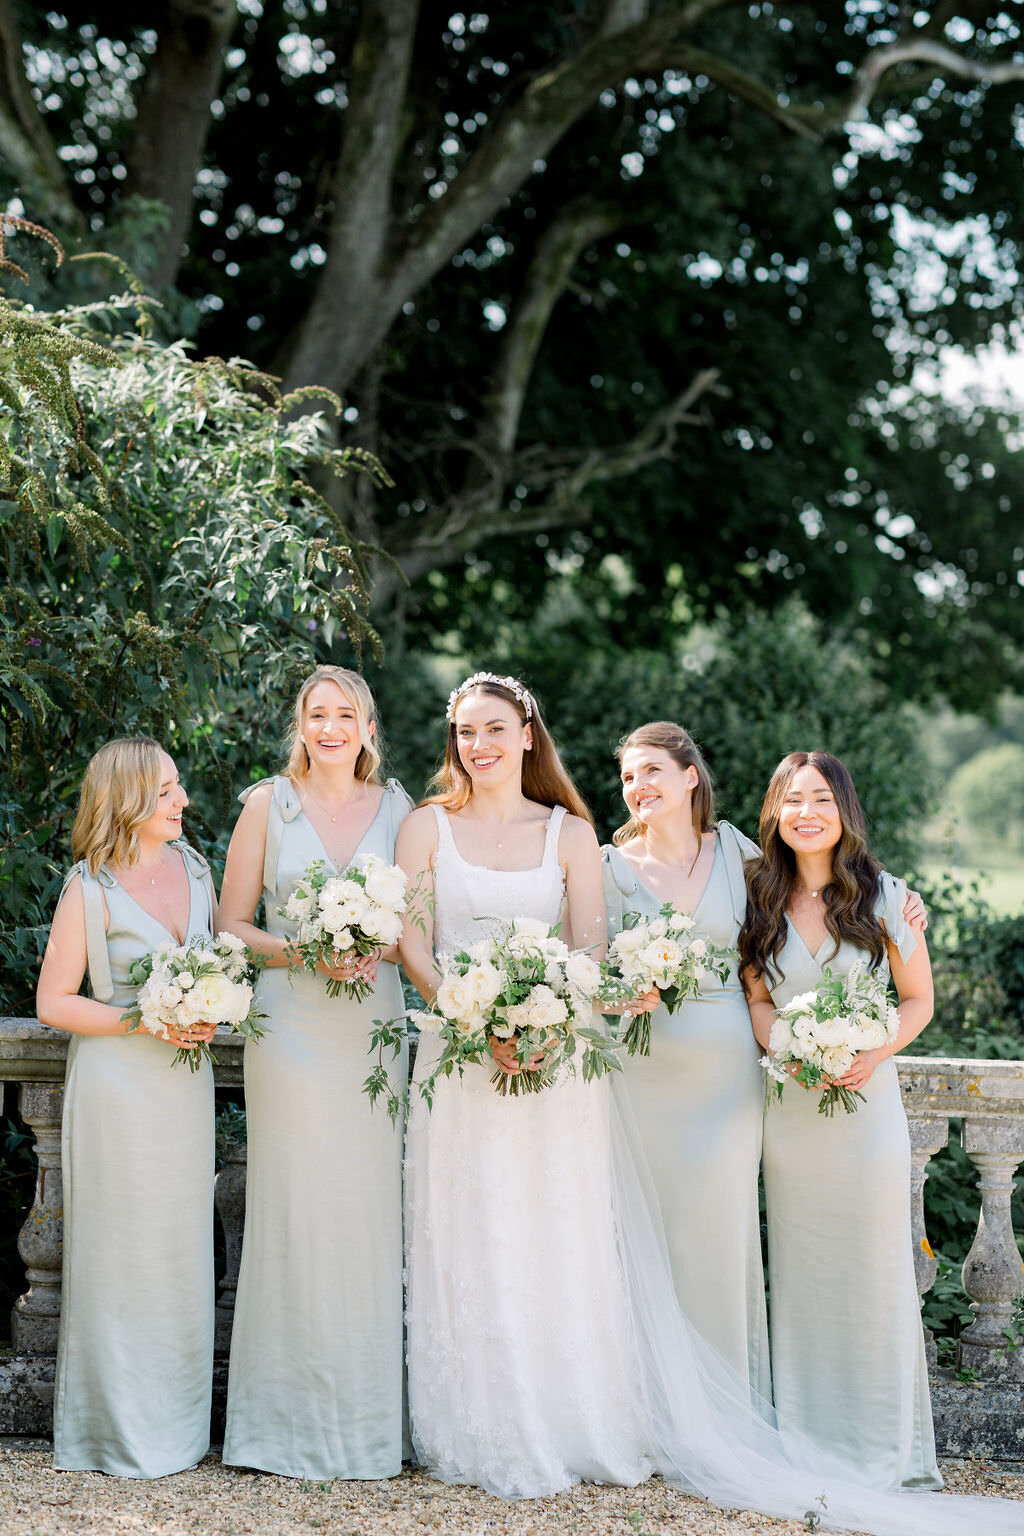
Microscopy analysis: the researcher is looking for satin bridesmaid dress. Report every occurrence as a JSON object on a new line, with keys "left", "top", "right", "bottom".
{"left": 53, "top": 843, "right": 216, "bottom": 1477}
{"left": 602, "top": 821, "right": 770, "bottom": 1402}
{"left": 761, "top": 871, "right": 941, "bottom": 1489}
{"left": 223, "top": 775, "right": 411, "bottom": 1480}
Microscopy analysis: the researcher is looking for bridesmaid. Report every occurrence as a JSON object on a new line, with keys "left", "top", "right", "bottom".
{"left": 36, "top": 737, "right": 217, "bottom": 1477}
{"left": 601, "top": 721, "right": 769, "bottom": 1400}
{"left": 740, "top": 750, "right": 940, "bottom": 1490}
{"left": 220, "top": 666, "right": 411, "bottom": 1480}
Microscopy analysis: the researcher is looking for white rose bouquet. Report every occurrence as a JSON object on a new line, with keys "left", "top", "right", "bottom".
{"left": 280, "top": 854, "right": 407, "bottom": 1000}
{"left": 604, "top": 903, "right": 736, "bottom": 1055}
{"left": 763, "top": 959, "right": 902, "bottom": 1116}
{"left": 407, "top": 917, "right": 621, "bottom": 1101}
{"left": 122, "top": 931, "right": 266, "bottom": 1071}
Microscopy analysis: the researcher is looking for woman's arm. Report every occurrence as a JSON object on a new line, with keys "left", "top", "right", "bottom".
{"left": 217, "top": 786, "right": 293, "bottom": 968}
{"left": 36, "top": 878, "right": 129, "bottom": 1037}
{"left": 395, "top": 808, "right": 439, "bottom": 1004}
{"left": 838, "top": 925, "right": 933, "bottom": 1091}
{"left": 743, "top": 965, "right": 777, "bottom": 1051}
{"left": 560, "top": 815, "right": 607, "bottom": 957}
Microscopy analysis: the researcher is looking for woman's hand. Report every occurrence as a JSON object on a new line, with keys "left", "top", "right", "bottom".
{"left": 318, "top": 950, "right": 381, "bottom": 984}
{"left": 837, "top": 1047, "right": 888, "bottom": 1092}
{"left": 159, "top": 1020, "right": 219, "bottom": 1048}
{"left": 489, "top": 1037, "right": 545, "bottom": 1075}
{"left": 903, "top": 887, "right": 928, "bottom": 931}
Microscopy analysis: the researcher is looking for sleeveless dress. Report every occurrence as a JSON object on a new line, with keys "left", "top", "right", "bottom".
{"left": 761, "top": 872, "right": 942, "bottom": 1490}
{"left": 53, "top": 843, "right": 215, "bottom": 1477}
{"left": 223, "top": 775, "right": 411, "bottom": 1480}
{"left": 405, "top": 805, "right": 654, "bottom": 1498}
{"left": 602, "top": 823, "right": 769, "bottom": 1401}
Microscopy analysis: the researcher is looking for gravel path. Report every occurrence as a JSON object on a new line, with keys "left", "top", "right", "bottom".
{"left": 0, "top": 1448, "right": 1020, "bottom": 1536}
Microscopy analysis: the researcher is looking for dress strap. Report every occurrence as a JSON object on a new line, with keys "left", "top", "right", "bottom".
{"left": 431, "top": 803, "right": 457, "bottom": 857}
{"left": 542, "top": 805, "right": 568, "bottom": 866}
{"left": 172, "top": 840, "right": 215, "bottom": 937}
{"left": 60, "top": 861, "right": 114, "bottom": 1003}
{"left": 716, "top": 821, "right": 753, "bottom": 928}
{"left": 239, "top": 775, "right": 302, "bottom": 894}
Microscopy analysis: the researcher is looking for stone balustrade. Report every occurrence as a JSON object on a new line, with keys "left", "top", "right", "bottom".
{"left": 1, "top": 1020, "right": 1022, "bottom": 1455}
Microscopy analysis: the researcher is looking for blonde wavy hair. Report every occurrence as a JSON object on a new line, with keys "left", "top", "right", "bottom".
{"left": 71, "top": 737, "right": 169, "bottom": 875}
{"left": 283, "top": 666, "right": 382, "bottom": 784}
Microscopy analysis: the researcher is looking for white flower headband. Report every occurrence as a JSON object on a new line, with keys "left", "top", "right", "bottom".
{"left": 446, "top": 671, "right": 534, "bottom": 722}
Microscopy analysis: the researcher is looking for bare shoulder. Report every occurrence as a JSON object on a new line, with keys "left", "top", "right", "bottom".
{"left": 396, "top": 804, "right": 439, "bottom": 851}
{"left": 233, "top": 781, "right": 274, "bottom": 833}
{"left": 559, "top": 812, "right": 599, "bottom": 857}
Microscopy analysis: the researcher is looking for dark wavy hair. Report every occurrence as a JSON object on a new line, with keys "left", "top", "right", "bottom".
{"left": 423, "top": 677, "right": 593, "bottom": 824}
{"left": 739, "top": 751, "right": 885, "bottom": 988}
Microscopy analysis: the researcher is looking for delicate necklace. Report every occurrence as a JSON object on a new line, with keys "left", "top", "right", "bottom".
{"left": 304, "top": 782, "right": 361, "bottom": 825}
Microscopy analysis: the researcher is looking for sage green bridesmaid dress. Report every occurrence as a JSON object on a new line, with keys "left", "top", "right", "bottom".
{"left": 53, "top": 843, "right": 216, "bottom": 1477}
{"left": 762, "top": 871, "right": 941, "bottom": 1489}
{"left": 602, "top": 822, "right": 771, "bottom": 1402}
{"left": 222, "top": 775, "right": 411, "bottom": 1480}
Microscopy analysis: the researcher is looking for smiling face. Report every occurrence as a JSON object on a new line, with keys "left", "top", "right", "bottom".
{"left": 137, "top": 750, "right": 188, "bottom": 845}
{"left": 453, "top": 689, "right": 531, "bottom": 790}
{"left": 619, "top": 744, "right": 698, "bottom": 830}
{"left": 777, "top": 764, "right": 843, "bottom": 857}
{"left": 301, "top": 680, "right": 372, "bottom": 773}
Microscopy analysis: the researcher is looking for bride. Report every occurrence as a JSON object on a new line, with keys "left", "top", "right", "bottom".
{"left": 397, "top": 672, "right": 1020, "bottom": 1534}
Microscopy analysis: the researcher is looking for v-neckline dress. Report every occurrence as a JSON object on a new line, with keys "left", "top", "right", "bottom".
{"left": 53, "top": 842, "right": 216, "bottom": 1477}
{"left": 602, "top": 821, "right": 770, "bottom": 1403}
{"left": 761, "top": 870, "right": 941, "bottom": 1490}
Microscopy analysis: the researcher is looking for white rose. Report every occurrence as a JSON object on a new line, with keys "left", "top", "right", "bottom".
{"left": 667, "top": 909, "right": 695, "bottom": 933}
{"left": 688, "top": 937, "right": 707, "bottom": 959}
{"left": 284, "top": 891, "right": 318, "bottom": 922}
{"left": 612, "top": 926, "right": 647, "bottom": 958}
{"left": 648, "top": 917, "right": 668, "bottom": 940}
{"left": 409, "top": 1008, "right": 442, "bottom": 1035}
{"left": 436, "top": 973, "right": 471, "bottom": 1022}
{"left": 327, "top": 928, "right": 354, "bottom": 956}
{"left": 191, "top": 948, "right": 219, "bottom": 968}
{"left": 511, "top": 917, "right": 550, "bottom": 941}
{"left": 811, "top": 1018, "right": 849, "bottom": 1049}
{"left": 369, "top": 910, "right": 403, "bottom": 946}
{"left": 564, "top": 952, "right": 602, "bottom": 996}
{"left": 465, "top": 961, "right": 504, "bottom": 1010}
{"left": 791, "top": 1013, "right": 816, "bottom": 1045}
{"left": 517, "top": 984, "right": 568, "bottom": 1032}
{"left": 768, "top": 1017, "right": 794, "bottom": 1055}
{"left": 176, "top": 972, "right": 196, "bottom": 990}
{"left": 217, "top": 930, "right": 246, "bottom": 952}
{"left": 180, "top": 972, "right": 245, "bottom": 1025}
{"left": 489, "top": 1013, "right": 517, "bottom": 1040}
{"left": 819, "top": 1044, "right": 854, "bottom": 1078}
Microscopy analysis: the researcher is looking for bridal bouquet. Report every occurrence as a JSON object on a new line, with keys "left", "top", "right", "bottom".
{"left": 763, "top": 960, "right": 902, "bottom": 1116}
{"left": 123, "top": 932, "right": 266, "bottom": 1071}
{"left": 604, "top": 904, "right": 736, "bottom": 1055}
{"left": 410, "top": 917, "right": 622, "bottom": 1100}
{"left": 281, "top": 854, "right": 407, "bottom": 999}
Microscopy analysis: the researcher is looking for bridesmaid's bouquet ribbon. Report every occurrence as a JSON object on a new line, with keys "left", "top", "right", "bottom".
{"left": 281, "top": 854, "right": 407, "bottom": 999}
{"left": 763, "top": 959, "right": 901, "bottom": 1115}
{"left": 603, "top": 904, "right": 736, "bottom": 1056}
{"left": 408, "top": 918, "right": 621, "bottom": 1102}
{"left": 122, "top": 932, "right": 266, "bottom": 1071}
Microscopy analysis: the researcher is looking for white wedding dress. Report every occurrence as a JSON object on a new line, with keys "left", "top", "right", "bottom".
{"left": 404, "top": 807, "right": 1021, "bottom": 1534}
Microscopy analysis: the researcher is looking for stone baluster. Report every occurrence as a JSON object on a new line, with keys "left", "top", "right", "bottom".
{"left": 10, "top": 1082, "right": 65, "bottom": 1354}
{"left": 906, "top": 1110, "right": 949, "bottom": 1367}
{"left": 214, "top": 1140, "right": 247, "bottom": 1356}
{"left": 958, "top": 1115, "right": 1024, "bottom": 1383}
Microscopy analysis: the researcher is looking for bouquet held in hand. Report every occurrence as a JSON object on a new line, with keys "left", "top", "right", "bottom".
{"left": 122, "top": 932, "right": 266, "bottom": 1071}
{"left": 410, "top": 917, "right": 621, "bottom": 1101}
{"left": 763, "top": 960, "right": 901, "bottom": 1116}
{"left": 605, "top": 903, "right": 736, "bottom": 1055}
{"left": 281, "top": 854, "right": 407, "bottom": 999}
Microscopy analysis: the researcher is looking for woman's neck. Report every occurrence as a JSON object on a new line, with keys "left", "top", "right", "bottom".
{"left": 792, "top": 850, "right": 834, "bottom": 896}
{"left": 304, "top": 763, "right": 361, "bottom": 803}
{"left": 642, "top": 812, "right": 701, "bottom": 870}
{"left": 115, "top": 832, "right": 174, "bottom": 875}
{"left": 461, "top": 780, "right": 529, "bottom": 822}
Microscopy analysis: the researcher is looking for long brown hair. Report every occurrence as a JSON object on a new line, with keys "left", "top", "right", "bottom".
{"left": 282, "top": 666, "right": 382, "bottom": 784}
{"left": 72, "top": 737, "right": 167, "bottom": 875}
{"left": 425, "top": 676, "right": 593, "bottom": 823}
{"left": 739, "top": 751, "right": 885, "bottom": 986}
{"left": 613, "top": 722, "right": 715, "bottom": 855}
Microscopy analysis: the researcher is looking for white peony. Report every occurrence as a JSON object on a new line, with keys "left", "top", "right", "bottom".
{"left": 638, "top": 937, "right": 685, "bottom": 982}
{"left": 436, "top": 973, "right": 471, "bottom": 1022}
{"left": 688, "top": 937, "right": 707, "bottom": 959}
{"left": 464, "top": 961, "right": 504, "bottom": 1009}
{"left": 769, "top": 1017, "right": 794, "bottom": 1055}
{"left": 667, "top": 909, "right": 695, "bottom": 933}
{"left": 284, "top": 890, "right": 318, "bottom": 922}
{"left": 181, "top": 972, "right": 252, "bottom": 1026}
{"left": 648, "top": 916, "right": 668, "bottom": 940}
{"left": 362, "top": 861, "right": 407, "bottom": 909}
{"left": 410, "top": 1007, "right": 442, "bottom": 1035}
{"left": 504, "top": 984, "right": 568, "bottom": 1034}
{"left": 565, "top": 951, "right": 602, "bottom": 995}
{"left": 216, "top": 931, "right": 247, "bottom": 953}
{"left": 511, "top": 917, "right": 550, "bottom": 941}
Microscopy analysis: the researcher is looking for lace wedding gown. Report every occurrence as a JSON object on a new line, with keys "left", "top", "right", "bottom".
{"left": 404, "top": 807, "right": 1021, "bottom": 1534}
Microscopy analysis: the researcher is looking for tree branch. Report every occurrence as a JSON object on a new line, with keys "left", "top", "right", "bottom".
{"left": 807, "top": 36, "right": 1024, "bottom": 131}
{"left": 123, "top": 0, "right": 236, "bottom": 289}
{"left": 0, "top": 0, "right": 81, "bottom": 232}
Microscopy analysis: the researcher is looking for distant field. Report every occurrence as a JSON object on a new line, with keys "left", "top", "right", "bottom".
{"left": 920, "top": 855, "right": 1024, "bottom": 916}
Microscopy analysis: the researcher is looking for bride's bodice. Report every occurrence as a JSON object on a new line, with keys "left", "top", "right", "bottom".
{"left": 431, "top": 804, "right": 567, "bottom": 957}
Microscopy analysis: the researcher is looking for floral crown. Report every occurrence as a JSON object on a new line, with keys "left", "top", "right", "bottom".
{"left": 445, "top": 671, "right": 534, "bottom": 722}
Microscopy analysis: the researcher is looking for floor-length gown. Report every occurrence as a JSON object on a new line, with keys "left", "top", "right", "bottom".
{"left": 405, "top": 816, "right": 1021, "bottom": 1535}
{"left": 762, "top": 871, "right": 942, "bottom": 1490}
{"left": 223, "top": 775, "right": 410, "bottom": 1480}
{"left": 53, "top": 843, "right": 215, "bottom": 1477}
{"left": 603, "top": 822, "right": 769, "bottom": 1400}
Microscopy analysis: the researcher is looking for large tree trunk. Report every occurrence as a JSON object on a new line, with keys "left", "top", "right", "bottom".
{"left": 0, "top": 0, "right": 81, "bottom": 232}
{"left": 123, "top": 0, "right": 237, "bottom": 289}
